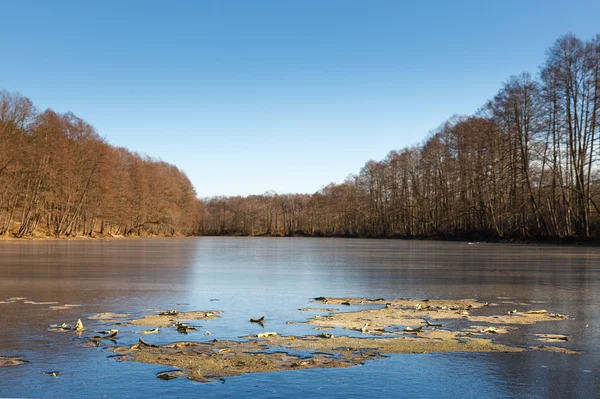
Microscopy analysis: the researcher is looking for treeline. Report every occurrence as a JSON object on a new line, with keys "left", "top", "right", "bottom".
{"left": 0, "top": 91, "right": 198, "bottom": 237}
{"left": 199, "top": 33, "right": 600, "bottom": 240}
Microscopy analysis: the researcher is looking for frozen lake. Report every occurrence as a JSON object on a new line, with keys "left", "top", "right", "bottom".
{"left": 1, "top": 238, "right": 599, "bottom": 398}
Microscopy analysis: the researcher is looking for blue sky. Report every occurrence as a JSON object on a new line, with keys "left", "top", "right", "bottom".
{"left": 2, "top": 1, "right": 599, "bottom": 197}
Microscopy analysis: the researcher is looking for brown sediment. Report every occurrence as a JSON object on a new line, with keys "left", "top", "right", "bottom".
{"left": 0, "top": 356, "right": 28, "bottom": 367}
{"left": 264, "top": 332, "right": 523, "bottom": 354}
{"left": 532, "top": 345, "right": 580, "bottom": 354}
{"left": 306, "top": 297, "right": 569, "bottom": 333}
{"left": 129, "top": 310, "right": 222, "bottom": 327}
{"left": 111, "top": 331, "right": 521, "bottom": 382}
{"left": 96, "top": 296, "right": 579, "bottom": 382}
{"left": 313, "top": 297, "right": 485, "bottom": 310}
{"left": 467, "top": 312, "right": 567, "bottom": 325}
{"left": 121, "top": 339, "right": 368, "bottom": 382}
{"left": 306, "top": 308, "right": 425, "bottom": 333}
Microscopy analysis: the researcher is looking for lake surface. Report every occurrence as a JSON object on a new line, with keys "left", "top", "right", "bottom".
{"left": 1, "top": 237, "right": 599, "bottom": 398}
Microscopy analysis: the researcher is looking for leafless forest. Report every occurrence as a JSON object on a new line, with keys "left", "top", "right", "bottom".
{"left": 0, "top": 94, "right": 198, "bottom": 237}
{"left": 199, "top": 34, "right": 600, "bottom": 241}
{"left": 1, "top": 34, "right": 598, "bottom": 240}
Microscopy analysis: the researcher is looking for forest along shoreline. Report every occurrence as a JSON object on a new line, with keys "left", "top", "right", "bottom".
{"left": 2, "top": 34, "right": 599, "bottom": 243}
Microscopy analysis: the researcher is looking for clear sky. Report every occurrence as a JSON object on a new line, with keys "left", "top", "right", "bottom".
{"left": 1, "top": 1, "right": 599, "bottom": 197}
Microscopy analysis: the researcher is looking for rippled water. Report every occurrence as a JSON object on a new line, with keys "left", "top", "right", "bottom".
{"left": 1, "top": 238, "right": 599, "bottom": 398}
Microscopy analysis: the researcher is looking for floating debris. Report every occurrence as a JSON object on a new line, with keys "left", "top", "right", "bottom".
{"left": 24, "top": 300, "right": 59, "bottom": 305}
{"left": 49, "top": 320, "right": 85, "bottom": 332}
{"left": 480, "top": 327, "right": 498, "bottom": 334}
{"left": 527, "top": 310, "right": 548, "bottom": 315}
{"left": 299, "top": 308, "right": 338, "bottom": 313}
{"left": 304, "top": 297, "right": 572, "bottom": 334}
{"left": 157, "top": 370, "right": 184, "bottom": 380}
{"left": 291, "top": 361, "right": 310, "bottom": 367}
{"left": 48, "top": 306, "right": 72, "bottom": 311}
{"left": 42, "top": 371, "right": 59, "bottom": 377}
{"left": 175, "top": 322, "right": 197, "bottom": 334}
{"left": 103, "top": 330, "right": 118, "bottom": 339}
{"left": 87, "top": 296, "right": 581, "bottom": 382}
{"left": 137, "top": 328, "right": 160, "bottom": 335}
{"left": 159, "top": 310, "right": 179, "bottom": 316}
{"left": 257, "top": 332, "right": 278, "bottom": 338}
{"left": 138, "top": 338, "right": 159, "bottom": 348}
{"left": 535, "top": 334, "right": 569, "bottom": 343}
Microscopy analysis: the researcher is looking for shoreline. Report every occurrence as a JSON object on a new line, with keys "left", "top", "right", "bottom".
{"left": 0, "top": 234, "right": 189, "bottom": 241}
{"left": 1, "top": 233, "right": 599, "bottom": 246}
{"left": 195, "top": 233, "right": 600, "bottom": 247}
